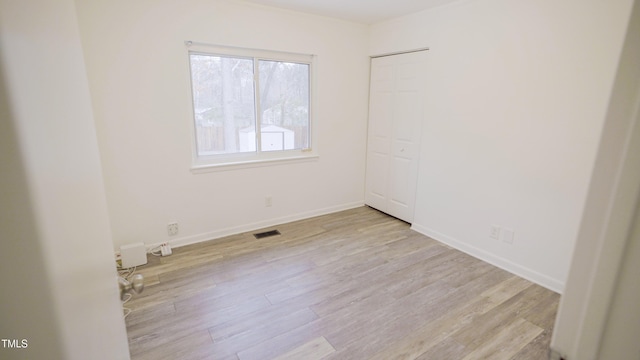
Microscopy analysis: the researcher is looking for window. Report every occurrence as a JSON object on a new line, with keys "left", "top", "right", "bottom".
{"left": 187, "top": 43, "right": 315, "bottom": 169}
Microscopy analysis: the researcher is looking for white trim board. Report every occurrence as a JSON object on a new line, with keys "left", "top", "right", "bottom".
{"left": 412, "top": 224, "right": 564, "bottom": 293}
{"left": 144, "top": 201, "right": 364, "bottom": 253}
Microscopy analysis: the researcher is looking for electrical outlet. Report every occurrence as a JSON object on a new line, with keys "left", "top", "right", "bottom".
{"left": 167, "top": 222, "right": 178, "bottom": 236}
{"left": 502, "top": 228, "right": 515, "bottom": 244}
{"left": 490, "top": 225, "right": 501, "bottom": 240}
{"left": 265, "top": 196, "right": 272, "bottom": 207}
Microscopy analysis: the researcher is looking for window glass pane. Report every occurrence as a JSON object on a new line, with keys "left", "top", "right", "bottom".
{"left": 258, "top": 60, "right": 310, "bottom": 152}
{"left": 190, "top": 54, "right": 256, "bottom": 156}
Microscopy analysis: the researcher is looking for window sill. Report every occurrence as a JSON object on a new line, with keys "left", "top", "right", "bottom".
{"left": 190, "top": 154, "right": 319, "bottom": 174}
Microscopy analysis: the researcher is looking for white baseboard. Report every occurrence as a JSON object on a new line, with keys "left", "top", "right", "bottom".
{"left": 411, "top": 224, "right": 564, "bottom": 294}
{"left": 144, "top": 201, "right": 365, "bottom": 253}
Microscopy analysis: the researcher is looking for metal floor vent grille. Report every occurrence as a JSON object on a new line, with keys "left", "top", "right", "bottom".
{"left": 253, "top": 230, "right": 281, "bottom": 239}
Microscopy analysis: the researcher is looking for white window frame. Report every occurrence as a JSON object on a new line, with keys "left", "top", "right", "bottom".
{"left": 186, "top": 42, "right": 318, "bottom": 172}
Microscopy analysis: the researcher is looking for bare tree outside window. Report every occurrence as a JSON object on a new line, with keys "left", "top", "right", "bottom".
{"left": 190, "top": 54, "right": 255, "bottom": 155}
{"left": 258, "top": 60, "right": 309, "bottom": 152}
{"left": 189, "top": 51, "right": 311, "bottom": 161}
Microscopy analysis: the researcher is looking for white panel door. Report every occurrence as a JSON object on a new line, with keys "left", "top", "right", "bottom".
{"left": 365, "top": 51, "right": 427, "bottom": 223}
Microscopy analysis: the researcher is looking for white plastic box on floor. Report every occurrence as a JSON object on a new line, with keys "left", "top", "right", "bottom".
{"left": 120, "top": 242, "right": 147, "bottom": 268}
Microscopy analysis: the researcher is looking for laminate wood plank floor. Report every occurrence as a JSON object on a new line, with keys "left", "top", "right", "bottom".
{"left": 124, "top": 206, "right": 559, "bottom": 360}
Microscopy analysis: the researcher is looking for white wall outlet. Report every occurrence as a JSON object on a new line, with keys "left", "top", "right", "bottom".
{"left": 502, "top": 228, "right": 515, "bottom": 244}
{"left": 167, "top": 222, "right": 178, "bottom": 236}
{"left": 265, "top": 196, "right": 272, "bottom": 207}
{"left": 490, "top": 225, "right": 501, "bottom": 240}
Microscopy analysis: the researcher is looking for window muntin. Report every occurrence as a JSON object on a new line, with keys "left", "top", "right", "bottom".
{"left": 188, "top": 46, "right": 313, "bottom": 168}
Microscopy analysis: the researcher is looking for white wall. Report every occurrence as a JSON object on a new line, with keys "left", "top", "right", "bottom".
{"left": 0, "top": 0, "right": 130, "bottom": 359}
{"left": 75, "top": 0, "right": 371, "bottom": 251}
{"left": 370, "top": 0, "right": 634, "bottom": 291}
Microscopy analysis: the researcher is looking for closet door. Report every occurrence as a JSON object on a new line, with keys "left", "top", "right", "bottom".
{"left": 365, "top": 51, "right": 426, "bottom": 223}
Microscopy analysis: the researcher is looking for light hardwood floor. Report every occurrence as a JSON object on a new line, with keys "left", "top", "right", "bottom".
{"left": 124, "top": 206, "right": 559, "bottom": 360}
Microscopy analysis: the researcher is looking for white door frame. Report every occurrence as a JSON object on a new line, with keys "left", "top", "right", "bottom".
{"left": 365, "top": 50, "right": 428, "bottom": 223}
{"left": 550, "top": 0, "right": 640, "bottom": 358}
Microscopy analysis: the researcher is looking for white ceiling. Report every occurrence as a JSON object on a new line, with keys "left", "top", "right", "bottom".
{"left": 243, "top": 0, "right": 459, "bottom": 24}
